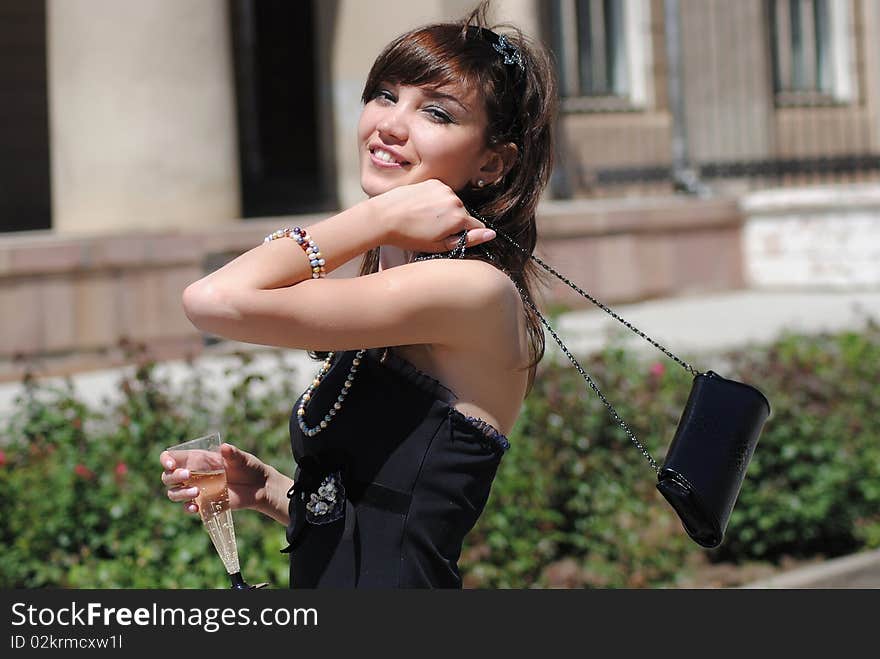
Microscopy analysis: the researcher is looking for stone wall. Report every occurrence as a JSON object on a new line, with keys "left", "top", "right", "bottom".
{"left": 0, "top": 197, "right": 745, "bottom": 383}
{"left": 742, "top": 184, "right": 880, "bottom": 289}
{"left": 536, "top": 196, "right": 744, "bottom": 307}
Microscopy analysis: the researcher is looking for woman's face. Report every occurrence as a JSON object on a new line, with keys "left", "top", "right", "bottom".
{"left": 357, "top": 81, "right": 491, "bottom": 197}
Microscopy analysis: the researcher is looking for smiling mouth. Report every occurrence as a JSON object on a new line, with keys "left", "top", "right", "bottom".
{"left": 369, "top": 147, "right": 410, "bottom": 166}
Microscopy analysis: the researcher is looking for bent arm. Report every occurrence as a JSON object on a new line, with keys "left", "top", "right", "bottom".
{"left": 183, "top": 198, "right": 387, "bottom": 310}
{"left": 180, "top": 187, "right": 511, "bottom": 352}
{"left": 178, "top": 258, "right": 512, "bottom": 352}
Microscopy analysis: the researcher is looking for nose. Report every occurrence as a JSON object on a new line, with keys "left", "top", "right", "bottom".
{"left": 376, "top": 106, "right": 408, "bottom": 142}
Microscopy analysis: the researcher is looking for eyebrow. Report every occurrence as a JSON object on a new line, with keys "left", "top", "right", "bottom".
{"left": 421, "top": 88, "right": 470, "bottom": 113}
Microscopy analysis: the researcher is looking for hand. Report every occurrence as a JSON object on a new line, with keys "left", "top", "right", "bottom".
{"left": 160, "top": 443, "right": 271, "bottom": 516}
{"left": 369, "top": 179, "right": 496, "bottom": 253}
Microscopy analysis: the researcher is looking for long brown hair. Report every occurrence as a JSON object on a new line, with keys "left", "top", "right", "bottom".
{"left": 321, "top": 1, "right": 558, "bottom": 398}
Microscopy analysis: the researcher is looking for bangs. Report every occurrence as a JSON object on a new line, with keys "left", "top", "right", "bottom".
{"left": 361, "top": 27, "right": 487, "bottom": 103}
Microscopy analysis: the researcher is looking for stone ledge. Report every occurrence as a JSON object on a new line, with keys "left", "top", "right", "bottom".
{"left": 741, "top": 183, "right": 880, "bottom": 216}
{"left": 0, "top": 215, "right": 329, "bottom": 276}
{"left": 535, "top": 197, "right": 745, "bottom": 308}
{"left": 538, "top": 196, "right": 743, "bottom": 237}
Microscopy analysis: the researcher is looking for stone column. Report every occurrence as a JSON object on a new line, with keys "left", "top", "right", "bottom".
{"left": 47, "top": 0, "right": 240, "bottom": 234}
{"left": 330, "top": 0, "right": 447, "bottom": 210}
{"left": 862, "top": 0, "right": 880, "bottom": 150}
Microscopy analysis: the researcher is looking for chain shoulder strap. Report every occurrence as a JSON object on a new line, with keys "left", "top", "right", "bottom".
{"left": 413, "top": 214, "right": 705, "bottom": 474}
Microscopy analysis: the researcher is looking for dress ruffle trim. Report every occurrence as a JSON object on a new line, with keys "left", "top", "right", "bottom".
{"left": 450, "top": 409, "right": 511, "bottom": 455}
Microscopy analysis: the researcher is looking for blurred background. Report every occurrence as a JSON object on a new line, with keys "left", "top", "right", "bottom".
{"left": 1, "top": 0, "right": 878, "bottom": 588}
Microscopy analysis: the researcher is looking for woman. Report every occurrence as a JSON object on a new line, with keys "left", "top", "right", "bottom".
{"left": 161, "top": 1, "right": 558, "bottom": 588}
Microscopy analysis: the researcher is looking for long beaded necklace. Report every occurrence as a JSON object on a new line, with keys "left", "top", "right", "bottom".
{"left": 296, "top": 348, "right": 366, "bottom": 437}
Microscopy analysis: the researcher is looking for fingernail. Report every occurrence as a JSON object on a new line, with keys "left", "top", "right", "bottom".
{"left": 189, "top": 487, "right": 199, "bottom": 497}
{"left": 186, "top": 504, "right": 197, "bottom": 513}
{"left": 180, "top": 469, "right": 189, "bottom": 479}
{"left": 164, "top": 460, "right": 173, "bottom": 469}
{"left": 482, "top": 229, "right": 496, "bottom": 241}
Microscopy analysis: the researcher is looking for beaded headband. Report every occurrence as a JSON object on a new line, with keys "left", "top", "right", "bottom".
{"left": 467, "top": 26, "right": 526, "bottom": 74}
{"left": 487, "top": 31, "right": 525, "bottom": 72}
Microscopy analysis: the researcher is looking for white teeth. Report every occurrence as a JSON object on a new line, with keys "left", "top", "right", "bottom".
{"left": 373, "top": 148, "right": 402, "bottom": 164}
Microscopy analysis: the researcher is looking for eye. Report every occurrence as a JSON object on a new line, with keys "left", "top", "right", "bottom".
{"left": 372, "top": 88, "right": 396, "bottom": 104}
{"left": 424, "top": 106, "right": 454, "bottom": 124}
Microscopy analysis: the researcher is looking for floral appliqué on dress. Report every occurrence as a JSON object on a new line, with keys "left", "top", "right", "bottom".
{"left": 304, "top": 471, "right": 346, "bottom": 525}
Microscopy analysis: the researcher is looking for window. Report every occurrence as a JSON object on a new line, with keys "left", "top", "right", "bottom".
{"left": 770, "top": 0, "right": 856, "bottom": 105}
{"left": 229, "top": 0, "right": 336, "bottom": 217}
{"left": 552, "top": 0, "right": 653, "bottom": 111}
{"left": 1, "top": 0, "right": 51, "bottom": 232}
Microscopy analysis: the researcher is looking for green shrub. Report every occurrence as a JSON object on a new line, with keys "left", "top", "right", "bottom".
{"left": 1, "top": 321, "right": 878, "bottom": 588}
{"left": 462, "top": 319, "right": 880, "bottom": 587}
{"left": 716, "top": 325, "right": 880, "bottom": 560}
{"left": 0, "top": 346, "right": 297, "bottom": 589}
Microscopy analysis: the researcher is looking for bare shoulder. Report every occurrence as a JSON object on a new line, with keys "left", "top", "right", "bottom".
{"left": 403, "top": 257, "right": 524, "bottom": 356}
{"left": 402, "top": 256, "right": 517, "bottom": 307}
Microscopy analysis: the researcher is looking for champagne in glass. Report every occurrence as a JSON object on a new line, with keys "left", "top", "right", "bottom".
{"left": 165, "top": 432, "right": 264, "bottom": 589}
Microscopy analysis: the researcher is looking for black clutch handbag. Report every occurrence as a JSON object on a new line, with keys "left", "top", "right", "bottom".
{"left": 427, "top": 213, "right": 772, "bottom": 549}
{"left": 656, "top": 371, "right": 770, "bottom": 547}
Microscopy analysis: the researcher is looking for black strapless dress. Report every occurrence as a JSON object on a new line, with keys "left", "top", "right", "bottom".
{"left": 282, "top": 346, "right": 510, "bottom": 588}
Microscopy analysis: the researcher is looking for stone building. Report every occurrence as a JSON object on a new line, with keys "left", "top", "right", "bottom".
{"left": 2, "top": 0, "right": 879, "bottom": 380}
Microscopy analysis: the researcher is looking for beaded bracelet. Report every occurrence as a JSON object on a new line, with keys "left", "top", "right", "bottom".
{"left": 263, "top": 226, "right": 326, "bottom": 279}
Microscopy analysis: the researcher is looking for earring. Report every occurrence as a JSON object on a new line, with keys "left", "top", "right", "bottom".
{"left": 477, "top": 179, "right": 486, "bottom": 188}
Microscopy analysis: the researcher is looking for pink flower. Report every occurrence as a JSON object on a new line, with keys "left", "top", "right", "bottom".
{"left": 115, "top": 462, "right": 128, "bottom": 477}
{"left": 649, "top": 362, "right": 665, "bottom": 378}
{"left": 74, "top": 463, "right": 94, "bottom": 480}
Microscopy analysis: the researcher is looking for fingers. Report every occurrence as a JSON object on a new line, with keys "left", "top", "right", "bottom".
{"left": 471, "top": 228, "right": 496, "bottom": 243}
{"left": 395, "top": 178, "right": 498, "bottom": 252}
{"left": 168, "top": 483, "right": 199, "bottom": 512}
{"left": 444, "top": 227, "right": 496, "bottom": 250}
{"left": 159, "top": 450, "right": 175, "bottom": 471}
{"left": 439, "top": 204, "right": 496, "bottom": 249}
{"left": 161, "top": 466, "right": 189, "bottom": 488}
{"left": 160, "top": 450, "right": 199, "bottom": 514}
{"left": 161, "top": 464, "right": 198, "bottom": 508}
{"left": 220, "top": 442, "right": 243, "bottom": 461}
{"left": 169, "top": 482, "right": 200, "bottom": 514}
{"left": 221, "top": 442, "right": 263, "bottom": 472}
{"left": 165, "top": 479, "right": 198, "bottom": 502}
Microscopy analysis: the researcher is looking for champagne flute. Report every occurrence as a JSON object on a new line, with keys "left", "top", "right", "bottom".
{"left": 165, "top": 432, "right": 266, "bottom": 589}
